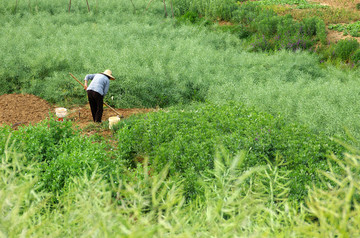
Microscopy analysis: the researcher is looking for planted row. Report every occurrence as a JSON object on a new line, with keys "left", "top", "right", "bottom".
{"left": 0, "top": 119, "right": 123, "bottom": 197}
{"left": 115, "top": 102, "right": 344, "bottom": 201}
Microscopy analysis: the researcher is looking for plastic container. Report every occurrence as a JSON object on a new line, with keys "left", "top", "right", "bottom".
{"left": 55, "top": 107, "right": 68, "bottom": 121}
{"left": 109, "top": 116, "right": 120, "bottom": 129}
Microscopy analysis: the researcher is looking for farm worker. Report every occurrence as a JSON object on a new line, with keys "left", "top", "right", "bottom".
{"left": 83, "top": 69, "right": 115, "bottom": 123}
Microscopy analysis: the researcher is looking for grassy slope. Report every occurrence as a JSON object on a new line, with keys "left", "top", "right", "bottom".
{"left": 1, "top": 1, "right": 360, "bottom": 236}
{"left": 1, "top": 3, "right": 360, "bottom": 138}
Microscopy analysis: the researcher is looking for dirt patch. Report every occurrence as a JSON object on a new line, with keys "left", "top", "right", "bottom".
{"left": 0, "top": 94, "right": 53, "bottom": 127}
{"left": 66, "top": 104, "right": 154, "bottom": 129}
{"left": 309, "top": 0, "right": 359, "bottom": 11}
{"left": 327, "top": 28, "right": 360, "bottom": 43}
{"left": 0, "top": 94, "right": 155, "bottom": 129}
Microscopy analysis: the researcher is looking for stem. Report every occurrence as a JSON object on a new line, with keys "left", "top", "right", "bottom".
{"left": 145, "top": 0, "right": 154, "bottom": 12}
{"left": 86, "top": 0, "right": 90, "bottom": 12}
{"left": 129, "top": 0, "right": 136, "bottom": 13}
{"left": 68, "top": 0, "right": 71, "bottom": 12}
{"left": 163, "top": 0, "right": 167, "bottom": 18}
{"left": 14, "top": 0, "right": 18, "bottom": 13}
{"left": 170, "top": 0, "right": 174, "bottom": 18}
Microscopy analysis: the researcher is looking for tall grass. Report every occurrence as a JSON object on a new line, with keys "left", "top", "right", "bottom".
{"left": 1, "top": 0, "right": 360, "bottom": 137}
{"left": 171, "top": 0, "right": 238, "bottom": 20}
{"left": 2, "top": 132, "right": 360, "bottom": 236}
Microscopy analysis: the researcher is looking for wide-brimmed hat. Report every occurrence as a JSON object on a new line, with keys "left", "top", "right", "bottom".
{"left": 102, "top": 69, "right": 115, "bottom": 80}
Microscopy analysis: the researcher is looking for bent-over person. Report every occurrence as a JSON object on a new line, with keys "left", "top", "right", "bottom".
{"left": 84, "top": 69, "right": 115, "bottom": 122}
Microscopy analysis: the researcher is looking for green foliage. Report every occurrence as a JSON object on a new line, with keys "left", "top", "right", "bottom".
{"left": 178, "top": 11, "right": 200, "bottom": 24}
{"left": 2, "top": 123, "right": 360, "bottom": 237}
{"left": 230, "top": 3, "right": 326, "bottom": 52}
{"left": 232, "top": 2, "right": 263, "bottom": 25}
{"left": 2, "top": 3, "right": 360, "bottom": 139}
{"left": 214, "top": 24, "right": 250, "bottom": 39}
{"left": 0, "top": 119, "right": 123, "bottom": 196}
{"left": 351, "top": 48, "right": 360, "bottom": 65}
{"left": 333, "top": 39, "right": 360, "bottom": 62}
{"left": 172, "top": 0, "right": 238, "bottom": 21}
{"left": 329, "top": 22, "right": 360, "bottom": 37}
{"left": 115, "top": 102, "right": 343, "bottom": 200}
{"left": 255, "top": 0, "right": 327, "bottom": 9}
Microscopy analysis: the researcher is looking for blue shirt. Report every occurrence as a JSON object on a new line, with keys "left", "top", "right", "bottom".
{"left": 84, "top": 74, "right": 110, "bottom": 96}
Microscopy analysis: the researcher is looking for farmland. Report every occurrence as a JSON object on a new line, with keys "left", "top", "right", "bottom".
{"left": 1, "top": 0, "right": 360, "bottom": 236}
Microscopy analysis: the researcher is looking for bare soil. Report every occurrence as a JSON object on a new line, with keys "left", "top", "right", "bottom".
{"left": 0, "top": 94, "right": 154, "bottom": 130}
{"left": 0, "top": 94, "right": 52, "bottom": 127}
{"left": 311, "top": 0, "right": 360, "bottom": 43}
{"left": 309, "top": 0, "right": 358, "bottom": 11}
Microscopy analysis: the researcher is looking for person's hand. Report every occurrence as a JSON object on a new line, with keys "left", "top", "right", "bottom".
{"left": 83, "top": 86, "right": 87, "bottom": 90}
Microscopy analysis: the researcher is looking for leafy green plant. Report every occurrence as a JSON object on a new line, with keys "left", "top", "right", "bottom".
{"left": 351, "top": 48, "right": 360, "bottom": 64}
{"left": 255, "top": 0, "right": 327, "bottom": 9}
{"left": 333, "top": 39, "right": 360, "bottom": 61}
{"left": 2, "top": 121, "right": 360, "bottom": 237}
{"left": 116, "top": 102, "right": 344, "bottom": 200}
{"left": 172, "top": 0, "right": 238, "bottom": 21}
{"left": 328, "top": 21, "right": 360, "bottom": 37}
{"left": 0, "top": 118, "right": 123, "bottom": 196}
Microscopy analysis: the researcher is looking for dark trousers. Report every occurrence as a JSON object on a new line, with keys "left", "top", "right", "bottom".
{"left": 87, "top": 90, "right": 103, "bottom": 122}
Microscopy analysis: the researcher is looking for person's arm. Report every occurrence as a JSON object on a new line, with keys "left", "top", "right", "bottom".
{"left": 84, "top": 74, "right": 95, "bottom": 90}
{"left": 103, "top": 79, "right": 110, "bottom": 96}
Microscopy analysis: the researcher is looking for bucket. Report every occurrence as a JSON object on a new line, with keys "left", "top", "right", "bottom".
{"left": 108, "top": 116, "right": 120, "bottom": 129}
{"left": 55, "top": 107, "right": 68, "bottom": 121}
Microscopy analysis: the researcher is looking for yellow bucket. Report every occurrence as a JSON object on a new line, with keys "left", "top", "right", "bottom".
{"left": 108, "top": 116, "right": 120, "bottom": 129}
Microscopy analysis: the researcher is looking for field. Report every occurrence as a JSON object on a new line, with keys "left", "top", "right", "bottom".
{"left": 1, "top": 0, "right": 360, "bottom": 236}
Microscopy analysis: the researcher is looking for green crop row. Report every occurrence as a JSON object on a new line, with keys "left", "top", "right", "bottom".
{"left": 1, "top": 0, "right": 360, "bottom": 140}
{"left": 173, "top": 1, "right": 360, "bottom": 65}
{"left": 253, "top": 0, "right": 328, "bottom": 9}
{"left": 0, "top": 118, "right": 124, "bottom": 200}
{"left": 114, "top": 102, "right": 344, "bottom": 201}
{"left": 329, "top": 21, "right": 360, "bottom": 37}
{"left": 2, "top": 133, "right": 360, "bottom": 236}
{"left": 0, "top": 102, "right": 349, "bottom": 202}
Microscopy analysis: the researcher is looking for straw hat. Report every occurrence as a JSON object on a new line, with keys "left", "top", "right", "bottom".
{"left": 102, "top": 69, "right": 115, "bottom": 80}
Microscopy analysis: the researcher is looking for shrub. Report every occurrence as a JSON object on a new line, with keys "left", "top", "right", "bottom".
{"left": 257, "top": 15, "right": 280, "bottom": 37}
{"left": 351, "top": 48, "right": 360, "bottom": 65}
{"left": 333, "top": 39, "right": 360, "bottom": 61}
{"left": 0, "top": 119, "right": 123, "bottom": 196}
{"left": 116, "top": 102, "right": 344, "bottom": 201}
{"left": 172, "top": 0, "right": 238, "bottom": 21}
{"left": 235, "top": 6, "right": 326, "bottom": 52}
{"left": 177, "top": 11, "right": 200, "bottom": 24}
{"left": 232, "top": 2, "right": 263, "bottom": 26}
{"left": 215, "top": 24, "right": 250, "bottom": 39}
{"left": 315, "top": 17, "right": 327, "bottom": 44}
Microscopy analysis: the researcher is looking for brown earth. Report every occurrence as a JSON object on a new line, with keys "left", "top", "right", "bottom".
{"left": 0, "top": 94, "right": 52, "bottom": 127}
{"left": 309, "top": 0, "right": 358, "bottom": 11}
{"left": 256, "top": 0, "right": 360, "bottom": 44}
{"left": 0, "top": 94, "right": 154, "bottom": 130}
{"left": 310, "top": 0, "right": 360, "bottom": 43}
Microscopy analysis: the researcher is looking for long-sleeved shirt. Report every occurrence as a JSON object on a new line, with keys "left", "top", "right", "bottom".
{"left": 84, "top": 74, "right": 110, "bottom": 96}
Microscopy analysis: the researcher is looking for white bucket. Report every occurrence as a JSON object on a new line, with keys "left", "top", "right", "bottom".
{"left": 108, "top": 116, "right": 120, "bottom": 129}
{"left": 55, "top": 107, "right": 68, "bottom": 118}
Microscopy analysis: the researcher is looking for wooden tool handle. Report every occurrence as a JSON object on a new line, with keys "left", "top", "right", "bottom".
{"left": 69, "top": 72, "right": 85, "bottom": 87}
